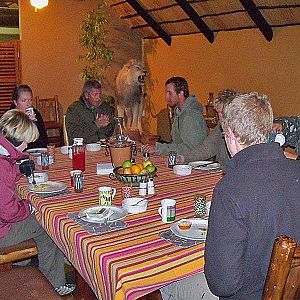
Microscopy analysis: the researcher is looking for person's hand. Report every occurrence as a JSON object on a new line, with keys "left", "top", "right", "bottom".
{"left": 272, "top": 121, "right": 283, "bottom": 133}
{"left": 142, "top": 144, "right": 157, "bottom": 155}
{"left": 284, "top": 150, "right": 297, "bottom": 160}
{"left": 95, "top": 114, "right": 110, "bottom": 128}
{"left": 25, "top": 109, "right": 37, "bottom": 121}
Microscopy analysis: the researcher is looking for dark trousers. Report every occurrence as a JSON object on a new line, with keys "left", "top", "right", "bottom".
{"left": 0, "top": 214, "right": 66, "bottom": 287}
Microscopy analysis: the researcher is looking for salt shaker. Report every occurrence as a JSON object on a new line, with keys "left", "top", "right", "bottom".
{"left": 194, "top": 194, "right": 207, "bottom": 217}
{"left": 147, "top": 178, "right": 155, "bottom": 195}
{"left": 139, "top": 180, "right": 147, "bottom": 196}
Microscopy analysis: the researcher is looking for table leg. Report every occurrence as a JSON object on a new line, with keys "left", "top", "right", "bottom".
{"left": 74, "top": 270, "right": 97, "bottom": 300}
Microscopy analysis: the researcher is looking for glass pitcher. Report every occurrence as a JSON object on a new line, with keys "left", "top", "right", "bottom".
{"left": 112, "top": 117, "right": 127, "bottom": 143}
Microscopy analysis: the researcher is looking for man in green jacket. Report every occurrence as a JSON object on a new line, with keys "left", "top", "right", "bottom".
{"left": 66, "top": 80, "right": 115, "bottom": 144}
{"left": 143, "top": 76, "right": 208, "bottom": 155}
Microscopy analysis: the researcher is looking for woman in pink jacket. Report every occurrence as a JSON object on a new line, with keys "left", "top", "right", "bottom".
{"left": 0, "top": 109, "right": 75, "bottom": 296}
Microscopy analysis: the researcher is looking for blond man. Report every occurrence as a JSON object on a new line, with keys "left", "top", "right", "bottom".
{"left": 205, "top": 93, "right": 300, "bottom": 299}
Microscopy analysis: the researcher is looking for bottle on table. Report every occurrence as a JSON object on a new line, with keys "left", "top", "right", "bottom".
{"left": 72, "top": 138, "right": 85, "bottom": 172}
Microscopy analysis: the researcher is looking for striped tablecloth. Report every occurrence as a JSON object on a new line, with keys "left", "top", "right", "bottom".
{"left": 17, "top": 150, "right": 223, "bottom": 300}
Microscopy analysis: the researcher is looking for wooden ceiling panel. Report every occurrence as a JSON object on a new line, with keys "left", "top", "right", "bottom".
{"left": 108, "top": 0, "right": 300, "bottom": 44}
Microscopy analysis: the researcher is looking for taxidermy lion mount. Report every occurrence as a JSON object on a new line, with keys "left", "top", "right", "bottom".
{"left": 116, "top": 59, "right": 146, "bottom": 134}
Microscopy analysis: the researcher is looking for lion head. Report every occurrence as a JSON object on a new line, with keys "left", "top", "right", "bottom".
{"left": 116, "top": 59, "right": 146, "bottom": 106}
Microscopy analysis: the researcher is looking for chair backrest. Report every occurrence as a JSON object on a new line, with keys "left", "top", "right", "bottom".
{"left": 263, "top": 235, "right": 300, "bottom": 300}
{"left": 63, "top": 114, "right": 69, "bottom": 146}
{"left": 35, "top": 95, "right": 60, "bottom": 123}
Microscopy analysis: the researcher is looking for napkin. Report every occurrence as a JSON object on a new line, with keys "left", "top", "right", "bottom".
{"left": 96, "top": 163, "right": 114, "bottom": 175}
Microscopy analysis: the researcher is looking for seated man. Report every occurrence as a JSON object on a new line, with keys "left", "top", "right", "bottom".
{"left": 205, "top": 92, "right": 300, "bottom": 299}
{"left": 143, "top": 76, "right": 208, "bottom": 155}
{"left": 273, "top": 115, "right": 300, "bottom": 160}
{"left": 181, "top": 89, "right": 237, "bottom": 166}
{"left": 66, "top": 80, "right": 115, "bottom": 144}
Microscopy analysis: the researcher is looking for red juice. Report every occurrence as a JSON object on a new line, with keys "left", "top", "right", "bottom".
{"left": 72, "top": 149, "right": 85, "bottom": 172}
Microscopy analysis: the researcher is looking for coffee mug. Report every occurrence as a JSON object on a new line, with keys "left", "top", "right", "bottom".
{"left": 98, "top": 186, "right": 116, "bottom": 206}
{"left": 158, "top": 199, "right": 176, "bottom": 223}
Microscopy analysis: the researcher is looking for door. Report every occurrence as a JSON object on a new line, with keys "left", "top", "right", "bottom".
{"left": 0, "top": 40, "right": 21, "bottom": 116}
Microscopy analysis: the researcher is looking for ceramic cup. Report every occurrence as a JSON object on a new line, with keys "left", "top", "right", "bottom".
{"left": 121, "top": 186, "right": 132, "bottom": 199}
{"left": 98, "top": 186, "right": 116, "bottom": 206}
{"left": 158, "top": 199, "right": 176, "bottom": 223}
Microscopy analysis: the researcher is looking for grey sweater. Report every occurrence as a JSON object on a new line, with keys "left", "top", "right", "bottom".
{"left": 156, "top": 96, "right": 208, "bottom": 155}
{"left": 205, "top": 143, "right": 300, "bottom": 299}
{"left": 183, "top": 123, "right": 230, "bottom": 166}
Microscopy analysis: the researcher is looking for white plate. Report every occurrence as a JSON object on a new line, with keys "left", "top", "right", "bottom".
{"left": 188, "top": 161, "right": 221, "bottom": 171}
{"left": 29, "top": 181, "right": 67, "bottom": 194}
{"left": 170, "top": 218, "right": 208, "bottom": 240}
{"left": 26, "top": 148, "right": 48, "bottom": 157}
{"left": 78, "top": 205, "right": 128, "bottom": 223}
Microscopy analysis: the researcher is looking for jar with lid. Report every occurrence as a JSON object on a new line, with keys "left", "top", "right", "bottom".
{"left": 72, "top": 138, "right": 85, "bottom": 172}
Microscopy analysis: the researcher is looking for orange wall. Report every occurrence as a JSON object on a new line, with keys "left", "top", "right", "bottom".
{"left": 19, "top": 0, "right": 142, "bottom": 113}
{"left": 144, "top": 27, "right": 300, "bottom": 134}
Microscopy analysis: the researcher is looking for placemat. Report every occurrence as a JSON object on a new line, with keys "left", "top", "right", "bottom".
{"left": 68, "top": 212, "right": 128, "bottom": 234}
{"left": 159, "top": 229, "right": 205, "bottom": 248}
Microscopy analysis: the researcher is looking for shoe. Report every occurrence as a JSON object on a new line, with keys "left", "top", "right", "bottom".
{"left": 55, "top": 283, "right": 76, "bottom": 296}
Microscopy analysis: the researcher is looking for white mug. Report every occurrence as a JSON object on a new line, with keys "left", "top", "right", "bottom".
{"left": 158, "top": 199, "right": 176, "bottom": 223}
{"left": 98, "top": 186, "right": 116, "bottom": 206}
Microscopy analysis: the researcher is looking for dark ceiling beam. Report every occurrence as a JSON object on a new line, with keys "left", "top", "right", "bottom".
{"left": 175, "top": 0, "right": 214, "bottom": 43}
{"left": 239, "top": 0, "right": 273, "bottom": 41}
{"left": 125, "top": 0, "right": 172, "bottom": 46}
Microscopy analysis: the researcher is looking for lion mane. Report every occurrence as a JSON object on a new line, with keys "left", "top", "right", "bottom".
{"left": 115, "top": 59, "right": 146, "bottom": 132}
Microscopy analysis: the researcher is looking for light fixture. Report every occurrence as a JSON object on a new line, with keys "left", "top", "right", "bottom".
{"left": 30, "top": 0, "right": 49, "bottom": 12}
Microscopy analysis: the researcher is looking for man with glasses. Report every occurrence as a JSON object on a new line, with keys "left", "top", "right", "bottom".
{"left": 66, "top": 80, "right": 115, "bottom": 144}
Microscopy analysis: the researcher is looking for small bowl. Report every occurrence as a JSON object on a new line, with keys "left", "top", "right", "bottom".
{"left": 86, "top": 143, "right": 101, "bottom": 152}
{"left": 178, "top": 219, "right": 192, "bottom": 230}
{"left": 122, "top": 197, "right": 148, "bottom": 214}
{"left": 173, "top": 164, "right": 192, "bottom": 176}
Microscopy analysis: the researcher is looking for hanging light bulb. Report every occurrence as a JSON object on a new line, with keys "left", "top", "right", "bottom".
{"left": 30, "top": 0, "right": 49, "bottom": 11}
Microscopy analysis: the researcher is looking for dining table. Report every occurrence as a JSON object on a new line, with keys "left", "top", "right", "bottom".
{"left": 17, "top": 148, "right": 223, "bottom": 300}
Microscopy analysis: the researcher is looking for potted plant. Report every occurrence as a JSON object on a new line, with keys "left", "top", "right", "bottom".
{"left": 79, "top": 3, "right": 114, "bottom": 81}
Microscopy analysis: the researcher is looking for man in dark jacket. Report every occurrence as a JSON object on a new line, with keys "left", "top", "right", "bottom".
{"left": 205, "top": 92, "right": 300, "bottom": 299}
{"left": 66, "top": 80, "right": 115, "bottom": 144}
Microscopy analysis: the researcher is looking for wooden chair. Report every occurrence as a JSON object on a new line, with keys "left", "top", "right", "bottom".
{"left": 35, "top": 95, "right": 63, "bottom": 147}
{"left": 263, "top": 235, "right": 300, "bottom": 300}
{"left": 62, "top": 114, "right": 69, "bottom": 146}
{"left": 0, "top": 238, "right": 38, "bottom": 271}
{"left": 0, "top": 239, "right": 62, "bottom": 299}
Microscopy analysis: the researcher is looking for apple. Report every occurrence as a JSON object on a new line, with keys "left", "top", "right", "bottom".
{"left": 143, "top": 159, "right": 153, "bottom": 168}
{"left": 140, "top": 168, "right": 149, "bottom": 175}
{"left": 122, "top": 160, "right": 132, "bottom": 168}
{"left": 146, "top": 165, "right": 156, "bottom": 173}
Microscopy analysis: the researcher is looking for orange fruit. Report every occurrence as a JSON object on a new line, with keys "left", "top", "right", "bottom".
{"left": 123, "top": 167, "right": 132, "bottom": 175}
{"left": 131, "top": 165, "right": 141, "bottom": 174}
{"left": 136, "top": 163, "right": 144, "bottom": 170}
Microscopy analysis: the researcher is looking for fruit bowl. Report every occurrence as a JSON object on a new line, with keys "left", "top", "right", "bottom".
{"left": 112, "top": 166, "right": 157, "bottom": 186}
